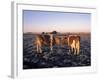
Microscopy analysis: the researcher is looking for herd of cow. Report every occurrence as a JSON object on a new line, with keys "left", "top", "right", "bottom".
{"left": 34, "top": 33, "right": 80, "bottom": 55}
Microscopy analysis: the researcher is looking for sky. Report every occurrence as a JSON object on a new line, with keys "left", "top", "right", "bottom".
{"left": 23, "top": 10, "right": 91, "bottom": 33}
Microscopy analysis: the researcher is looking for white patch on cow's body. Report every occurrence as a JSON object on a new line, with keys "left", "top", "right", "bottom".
{"left": 71, "top": 40, "right": 75, "bottom": 49}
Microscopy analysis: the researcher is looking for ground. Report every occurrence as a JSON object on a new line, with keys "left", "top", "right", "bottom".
{"left": 23, "top": 33, "right": 91, "bottom": 69}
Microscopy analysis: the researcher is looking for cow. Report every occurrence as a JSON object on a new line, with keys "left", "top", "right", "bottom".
{"left": 67, "top": 35, "right": 80, "bottom": 55}
{"left": 34, "top": 33, "right": 80, "bottom": 55}
{"left": 61, "top": 36, "right": 68, "bottom": 46}
{"left": 35, "top": 34, "right": 51, "bottom": 53}
{"left": 34, "top": 33, "right": 61, "bottom": 53}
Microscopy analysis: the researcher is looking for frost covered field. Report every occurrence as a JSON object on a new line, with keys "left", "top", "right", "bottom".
{"left": 23, "top": 33, "right": 91, "bottom": 69}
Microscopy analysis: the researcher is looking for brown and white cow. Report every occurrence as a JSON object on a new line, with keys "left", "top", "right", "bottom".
{"left": 67, "top": 35, "right": 80, "bottom": 55}
{"left": 34, "top": 33, "right": 80, "bottom": 55}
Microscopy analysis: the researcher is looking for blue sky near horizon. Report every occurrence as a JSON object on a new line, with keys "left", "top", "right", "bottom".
{"left": 23, "top": 10, "right": 91, "bottom": 33}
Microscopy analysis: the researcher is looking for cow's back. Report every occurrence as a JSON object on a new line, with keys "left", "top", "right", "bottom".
{"left": 75, "top": 35, "right": 80, "bottom": 43}
{"left": 68, "top": 36, "right": 75, "bottom": 45}
{"left": 68, "top": 35, "right": 80, "bottom": 45}
{"left": 42, "top": 35, "right": 51, "bottom": 44}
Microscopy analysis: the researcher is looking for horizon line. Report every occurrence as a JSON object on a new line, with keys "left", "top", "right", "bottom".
{"left": 23, "top": 31, "right": 91, "bottom": 34}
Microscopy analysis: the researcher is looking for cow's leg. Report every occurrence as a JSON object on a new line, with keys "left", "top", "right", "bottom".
{"left": 36, "top": 39, "right": 42, "bottom": 53}
{"left": 39, "top": 42, "right": 42, "bottom": 53}
{"left": 71, "top": 47, "right": 73, "bottom": 53}
{"left": 50, "top": 34, "right": 53, "bottom": 52}
{"left": 36, "top": 44, "right": 39, "bottom": 53}
{"left": 70, "top": 46, "right": 74, "bottom": 54}
{"left": 36, "top": 38, "right": 39, "bottom": 53}
{"left": 70, "top": 40, "right": 76, "bottom": 54}
{"left": 50, "top": 39, "right": 53, "bottom": 51}
{"left": 77, "top": 46, "right": 80, "bottom": 55}
{"left": 74, "top": 48, "right": 77, "bottom": 55}
{"left": 73, "top": 47, "right": 76, "bottom": 55}
{"left": 76, "top": 41, "right": 80, "bottom": 55}
{"left": 68, "top": 46, "right": 72, "bottom": 54}
{"left": 50, "top": 35, "right": 52, "bottom": 51}
{"left": 73, "top": 40, "right": 76, "bottom": 55}
{"left": 39, "top": 47, "right": 42, "bottom": 53}
{"left": 74, "top": 45, "right": 78, "bottom": 55}
{"left": 50, "top": 44, "right": 53, "bottom": 51}
{"left": 67, "top": 38, "right": 71, "bottom": 54}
